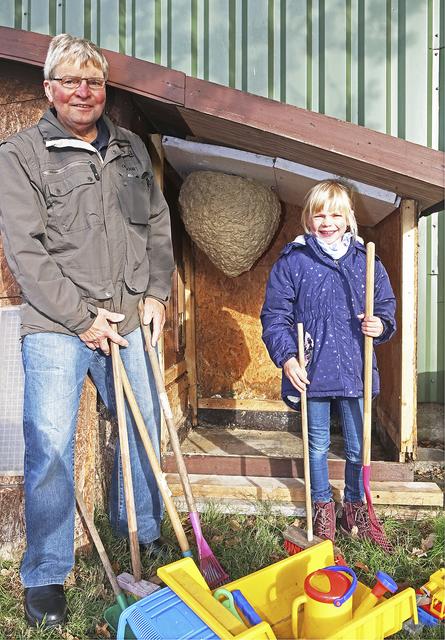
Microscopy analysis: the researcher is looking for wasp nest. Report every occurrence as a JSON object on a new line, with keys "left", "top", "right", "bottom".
{"left": 179, "top": 171, "right": 281, "bottom": 277}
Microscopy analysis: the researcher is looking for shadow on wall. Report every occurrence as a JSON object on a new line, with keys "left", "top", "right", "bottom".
{"left": 196, "top": 305, "right": 251, "bottom": 399}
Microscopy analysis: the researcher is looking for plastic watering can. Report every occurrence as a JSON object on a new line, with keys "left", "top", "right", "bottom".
{"left": 292, "top": 565, "right": 357, "bottom": 639}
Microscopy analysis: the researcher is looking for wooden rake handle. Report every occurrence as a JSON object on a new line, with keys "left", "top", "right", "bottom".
{"left": 363, "top": 242, "right": 375, "bottom": 467}
{"left": 297, "top": 323, "right": 313, "bottom": 542}
{"left": 75, "top": 490, "right": 124, "bottom": 600}
{"left": 138, "top": 302, "right": 198, "bottom": 514}
{"left": 117, "top": 354, "right": 191, "bottom": 555}
{"left": 110, "top": 324, "right": 142, "bottom": 582}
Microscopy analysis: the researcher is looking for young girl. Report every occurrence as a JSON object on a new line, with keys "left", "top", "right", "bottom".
{"left": 261, "top": 180, "right": 396, "bottom": 550}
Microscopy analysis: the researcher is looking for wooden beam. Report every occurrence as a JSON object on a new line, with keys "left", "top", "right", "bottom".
{"left": 373, "top": 208, "right": 402, "bottom": 457}
{"left": 166, "top": 371, "right": 189, "bottom": 432}
{"left": 184, "top": 236, "right": 198, "bottom": 425}
{"left": 0, "top": 26, "right": 443, "bottom": 211}
{"left": 171, "top": 496, "right": 443, "bottom": 519}
{"left": 164, "top": 361, "right": 187, "bottom": 387}
{"left": 198, "top": 398, "right": 292, "bottom": 412}
{"left": 148, "top": 134, "right": 167, "bottom": 448}
{"left": 166, "top": 473, "right": 443, "bottom": 507}
{"left": 162, "top": 453, "right": 414, "bottom": 481}
{"left": 175, "top": 260, "right": 185, "bottom": 352}
{"left": 182, "top": 78, "right": 444, "bottom": 210}
{"left": 399, "top": 199, "right": 418, "bottom": 459}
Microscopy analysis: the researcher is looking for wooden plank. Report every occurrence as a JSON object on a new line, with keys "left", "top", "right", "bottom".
{"left": 148, "top": 134, "right": 168, "bottom": 448}
{"left": 166, "top": 473, "right": 443, "bottom": 507}
{"left": 165, "top": 360, "right": 187, "bottom": 387}
{"left": 171, "top": 496, "right": 443, "bottom": 519}
{"left": 166, "top": 373, "right": 189, "bottom": 433}
{"left": 182, "top": 78, "right": 444, "bottom": 210}
{"left": 184, "top": 236, "right": 198, "bottom": 425}
{"left": 198, "top": 398, "right": 292, "bottom": 412}
{"left": 399, "top": 200, "right": 418, "bottom": 457}
{"left": 174, "top": 262, "right": 186, "bottom": 352}
{"left": 162, "top": 453, "right": 414, "bottom": 481}
{"left": 373, "top": 209, "right": 402, "bottom": 456}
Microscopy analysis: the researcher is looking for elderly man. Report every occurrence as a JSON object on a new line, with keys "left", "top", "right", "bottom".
{"left": 0, "top": 34, "right": 174, "bottom": 627}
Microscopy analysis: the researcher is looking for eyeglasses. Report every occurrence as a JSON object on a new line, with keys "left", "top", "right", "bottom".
{"left": 50, "top": 76, "right": 106, "bottom": 90}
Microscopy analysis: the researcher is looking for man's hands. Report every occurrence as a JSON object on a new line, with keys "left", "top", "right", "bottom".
{"left": 357, "top": 314, "right": 384, "bottom": 338}
{"left": 283, "top": 356, "right": 310, "bottom": 393}
{"left": 141, "top": 298, "right": 166, "bottom": 346}
{"left": 79, "top": 298, "right": 165, "bottom": 354}
{"left": 79, "top": 308, "right": 129, "bottom": 355}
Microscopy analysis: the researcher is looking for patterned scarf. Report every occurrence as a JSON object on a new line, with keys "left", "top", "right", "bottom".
{"left": 315, "top": 231, "right": 353, "bottom": 260}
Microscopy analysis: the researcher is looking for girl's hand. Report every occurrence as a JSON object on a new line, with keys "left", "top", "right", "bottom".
{"left": 357, "top": 314, "right": 384, "bottom": 337}
{"left": 283, "top": 356, "right": 310, "bottom": 392}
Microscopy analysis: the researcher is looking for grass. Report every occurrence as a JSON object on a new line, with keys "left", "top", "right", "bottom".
{"left": 0, "top": 506, "right": 443, "bottom": 640}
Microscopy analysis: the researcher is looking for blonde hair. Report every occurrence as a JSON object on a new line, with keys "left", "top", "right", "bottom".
{"left": 43, "top": 33, "right": 109, "bottom": 80}
{"left": 301, "top": 179, "right": 358, "bottom": 238}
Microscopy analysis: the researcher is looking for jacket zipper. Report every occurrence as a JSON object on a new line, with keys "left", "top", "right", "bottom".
{"left": 42, "top": 160, "right": 93, "bottom": 175}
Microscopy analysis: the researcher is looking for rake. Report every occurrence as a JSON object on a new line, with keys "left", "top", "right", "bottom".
{"left": 363, "top": 242, "right": 393, "bottom": 553}
{"left": 138, "top": 301, "right": 228, "bottom": 588}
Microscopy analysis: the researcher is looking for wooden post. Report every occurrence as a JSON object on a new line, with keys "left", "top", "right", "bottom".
{"left": 148, "top": 134, "right": 167, "bottom": 446}
{"left": 184, "top": 235, "right": 198, "bottom": 425}
{"left": 399, "top": 199, "right": 418, "bottom": 460}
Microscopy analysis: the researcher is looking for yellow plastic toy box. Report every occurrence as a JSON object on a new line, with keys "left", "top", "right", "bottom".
{"left": 157, "top": 540, "right": 417, "bottom": 640}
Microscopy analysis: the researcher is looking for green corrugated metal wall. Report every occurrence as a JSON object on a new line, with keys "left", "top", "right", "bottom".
{"left": 1, "top": 0, "right": 444, "bottom": 401}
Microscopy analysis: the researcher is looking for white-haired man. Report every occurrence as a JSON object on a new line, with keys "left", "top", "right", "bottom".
{"left": 0, "top": 34, "right": 174, "bottom": 627}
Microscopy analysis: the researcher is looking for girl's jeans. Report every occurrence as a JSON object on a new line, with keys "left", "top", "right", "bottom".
{"left": 20, "top": 327, "right": 162, "bottom": 587}
{"left": 307, "top": 397, "right": 364, "bottom": 503}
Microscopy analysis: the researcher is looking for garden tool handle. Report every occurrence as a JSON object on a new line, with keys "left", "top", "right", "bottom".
{"left": 297, "top": 323, "right": 313, "bottom": 542}
{"left": 138, "top": 302, "right": 198, "bottom": 514}
{"left": 110, "top": 323, "right": 142, "bottom": 582}
{"left": 75, "top": 490, "right": 126, "bottom": 604}
{"left": 363, "top": 242, "right": 375, "bottom": 467}
{"left": 117, "top": 355, "right": 192, "bottom": 556}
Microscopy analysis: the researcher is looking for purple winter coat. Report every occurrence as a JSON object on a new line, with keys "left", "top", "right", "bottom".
{"left": 261, "top": 235, "right": 396, "bottom": 408}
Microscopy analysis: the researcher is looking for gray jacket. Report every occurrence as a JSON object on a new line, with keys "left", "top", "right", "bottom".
{"left": 0, "top": 110, "right": 174, "bottom": 336}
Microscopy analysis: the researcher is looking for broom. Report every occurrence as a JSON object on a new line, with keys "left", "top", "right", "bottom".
{"left": 283, "top": 324, "right": 347, "bottom": 565}
{"left": 138, "top": 301, "right": 228, "bottom": 588}
{"left": 283, "top": 323, "right": 313, "bottom": 557}
{"left": 363, "top": 242, "right": 393, "bottom": 553}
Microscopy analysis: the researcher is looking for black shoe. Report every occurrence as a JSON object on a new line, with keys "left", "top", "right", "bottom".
{"left": 24, "top": 584, "right": 67, "bottom": 628}
{"left": 139, "top": 538, "right": 165, "bottom": 558}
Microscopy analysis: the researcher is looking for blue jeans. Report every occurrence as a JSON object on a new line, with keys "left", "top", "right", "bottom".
{"left": 307, "top": 397, "right": 364, "bottom": 503}
{"left": 20, "top": 328, "right": 162, "bottom": 587}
